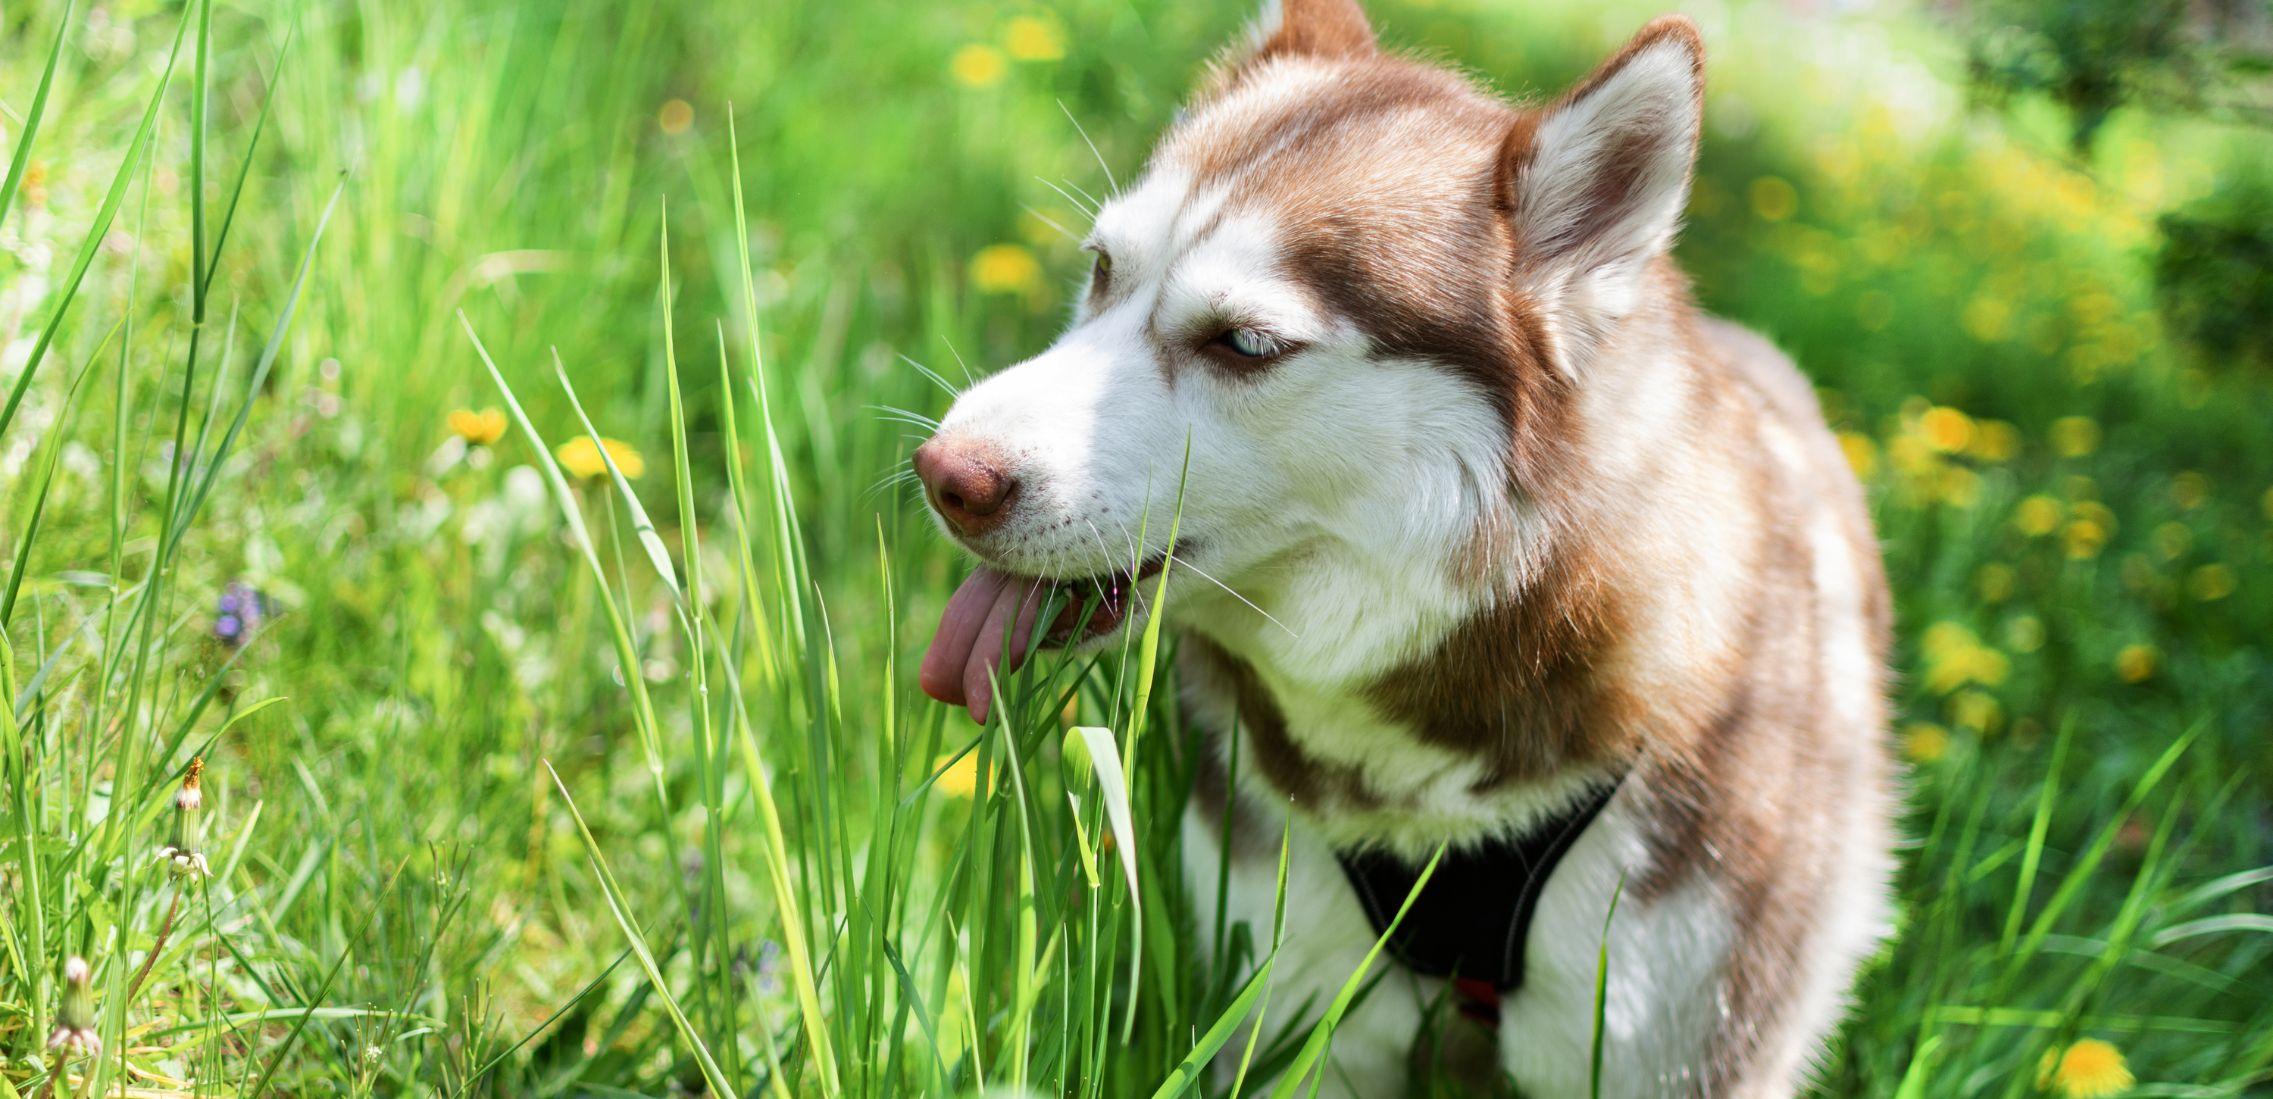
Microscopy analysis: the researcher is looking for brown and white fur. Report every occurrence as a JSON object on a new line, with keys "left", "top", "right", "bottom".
{"left": 912, "top": 2, "right": 1894, "bottom": 1094}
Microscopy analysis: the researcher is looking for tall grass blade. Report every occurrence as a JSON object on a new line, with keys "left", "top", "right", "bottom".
{"left": 0, "top": 0, "right": 192, "bottom": 442}
{"left": 3, "top": 332, "right": 112, "bottom": 627}
{"left": 1268, "top": 848, "right": 1444, "bottom": 1099}
{"left": 1589, "top": 874, "right": 1627, "bottom": 1099}
{"left": 0, "top": 0, "right": 73, "bottom": 230}
{"left": 552, "top": 351, "right": 682, "bottom": 601}
{"left": 1069, "top": 725, "right": 1141, "bottom": 901}
{"left": 543, "top": 764, "right": 734, "bottom": 1096}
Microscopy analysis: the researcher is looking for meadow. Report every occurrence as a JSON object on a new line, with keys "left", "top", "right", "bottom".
{"left": 1, "top": 0, "right": 2269, "bottom": 1095}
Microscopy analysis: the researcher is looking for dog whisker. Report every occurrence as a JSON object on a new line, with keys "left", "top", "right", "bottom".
{"left": 1169, "top": 552, "right": 1299, "bottom": 639}
{"left": 1076, "top": 518, "right": 1146, "bottom": 619}
{"left": 863, "top": 463, "right": 926, "bottom": 504}
{"left": 1059, "top": 100, "right": 1119, "bottom": 195}
{"left": 896, "top": 353, "right": 962, "bottom": 397}
{"left": 867, "top": 403, "right": 942, "bottom": 429}
{"left": 1036, "top": 176, "right": 1100, "bottom": 218}
{"left": 940, "top": 336, "right": 978, "bottom": 388}
{"left": 1019, "top": 204, "right": 1083, "bottom": 245}
{"left": 1100, "top": 514, "right": 1157, "bottom": 621}
{"left": 1062, "top": 178, "right": 1106, "bottom": 215}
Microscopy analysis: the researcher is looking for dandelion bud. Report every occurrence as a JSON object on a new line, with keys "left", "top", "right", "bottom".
{"left": 156, "top": 758, "right": 210, "bottom": 880}
{"left": 176, "top": 757, "right": 204, "bottom": 812}
{"left": 47, "top": 955, "right": 99, "bottom": 1054}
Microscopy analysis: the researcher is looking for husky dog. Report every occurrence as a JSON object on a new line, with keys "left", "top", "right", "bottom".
{"left": 914, "top": 2, "right": 1893, "bottom": 1094}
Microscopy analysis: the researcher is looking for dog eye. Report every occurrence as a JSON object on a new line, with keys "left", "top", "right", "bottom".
{"left": 1211, "top": 327, "right": 1273, "bottom": 359}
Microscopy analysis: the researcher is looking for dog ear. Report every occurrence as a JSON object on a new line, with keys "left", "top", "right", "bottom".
{"left": 1248, "top": 0, "right": 1376, "bottom": 62}
{"left": 1498, "top": 17, "right": 1703, "bottom": 365}
{"left": 1201, "top": 1, "right": 1374, "bottom": 103}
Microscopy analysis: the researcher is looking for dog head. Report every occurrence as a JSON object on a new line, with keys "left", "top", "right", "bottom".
{"left": 918, "top": 1, "right": 1705, "bottom": 716}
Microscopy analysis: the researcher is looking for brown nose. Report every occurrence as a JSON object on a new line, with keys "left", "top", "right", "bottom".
{"left": 913, "top": 436, "right": 1019, "bottom": 536}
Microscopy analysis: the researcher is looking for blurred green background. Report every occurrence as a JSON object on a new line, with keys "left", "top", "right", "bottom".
{"left": 1, "top": 0, "right": 2268, "bottom": 1094}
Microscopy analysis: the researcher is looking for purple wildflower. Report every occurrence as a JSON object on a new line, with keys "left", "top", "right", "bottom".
{"left": 755, "top": 939, "right": 783, "bottom": 996}
{"left": 214, "top": 582, "right": 269, "bottom": 646}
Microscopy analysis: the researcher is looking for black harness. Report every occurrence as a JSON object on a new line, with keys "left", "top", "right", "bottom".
{"left": 1335, "top": 779, "right": 1621, "bottom": 1023}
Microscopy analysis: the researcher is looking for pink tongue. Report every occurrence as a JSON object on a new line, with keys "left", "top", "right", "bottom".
{"left": 920, "top": 567, "right": 1047, "bottom": 724}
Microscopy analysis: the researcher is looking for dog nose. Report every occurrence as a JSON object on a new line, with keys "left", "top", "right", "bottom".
{"left": 914, "top": 436, "right": 1019, "bottom": 536}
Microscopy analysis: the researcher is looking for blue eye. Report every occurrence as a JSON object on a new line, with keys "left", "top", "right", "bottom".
{"left": 1216, "top": 328, "right": 1272, "bottom": 358}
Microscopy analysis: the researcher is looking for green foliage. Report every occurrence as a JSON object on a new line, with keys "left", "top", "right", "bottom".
{"left": 2155, "top": 163, "right": 2273, "bottom": 370}
{"left": 0, "top": 0, "right": 2268, "bottom": 1095}
{"left": 1961, "top": 0, "right": 2271, "bottom": 153}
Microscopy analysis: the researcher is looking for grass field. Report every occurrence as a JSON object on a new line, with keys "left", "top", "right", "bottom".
{"left": 2, "top": 0, "right": 2270, "bottom": 1094}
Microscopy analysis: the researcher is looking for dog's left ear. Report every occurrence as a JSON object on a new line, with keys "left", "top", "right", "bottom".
{"left": 1499, "top": 17, "right": 1704, "bottom": 365}
{"left": 1249, "top": 0, "right": 1376, "bottom": 62}
{"left": 1202, "top": 1, "right": 1374, "bottom": 104}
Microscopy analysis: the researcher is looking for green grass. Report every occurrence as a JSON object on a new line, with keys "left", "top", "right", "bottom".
{"left": 1, "top": 0, "right": 2268, "bottom": 1095}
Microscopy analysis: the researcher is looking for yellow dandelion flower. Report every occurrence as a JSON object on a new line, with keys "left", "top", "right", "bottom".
{"left": 1837, "top": 432, "right": 1879, "bottom": 480}
{"left": 1003, "top": 15, "right": 1065, "bottom": 61}
{"left": 1888, "top": 434, "right": 1933, "bottom": 477}
{"left": 933, "top": 751, "right": 988, "bottom": 799}
{"left": 447, "top": 407, "right": 508, "bottom": 446}
{"left": 1969, "top": 420, "right": 2021, "bottom": 462}
{"left": 1951, "top": 689, "right": 2001, "bottom": 732}
{"left": 1968, "top": 646, "right": 2011, "bottom": 687}
{"left": 2188, "top": 563, "right": 2236, "bottom": 602}
{"left": 2014, "top": 495, "right": 2062, "bottom": 537}
{"left": 969, "top": 243, "right": 1041, "bottom": 295}
{"left": 2038, "top": 1038, "right": 2134, "bottom": 1099}
{"left": 2050, "top": 415, "right": 2101, "bottom": 458}
{"left": 1902, "top": 723, "right": 1949, "bottom": 764}
{"left": 2063, "top": 519, "right": 2108, "bottom": 559}
{"left": 1748, "top": 176, "right": 1797, "bottom": 221}
{"left": 1918, "top": 406, "right": 1974, "bottom": 453}
{"left": 1923, "top": 658, "right": 1970, "bottom": 695}
{"left": 2114, "top": 644, "right": 2156, "bottom": 684}
{"left": 555, "top": 436, "right": 646, "bottom": 481}
{"left": 951, "top": 43, "right": 1008, "bottom": 87}
{"left": 1920, "top": 622, "right": 2003, "bottom": 694}
{"left": 657, "top": 98, "right": 694, "bottom": 135}
{"left": 1920, "top": 621, "right": 1975, "bottom": 661}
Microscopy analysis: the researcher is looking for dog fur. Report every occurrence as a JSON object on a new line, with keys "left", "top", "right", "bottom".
{"left": 915, "top": 2, "right": 1895, "bottom": 1093}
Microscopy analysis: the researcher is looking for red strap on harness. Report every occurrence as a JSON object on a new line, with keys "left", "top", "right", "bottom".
{"left": 1452, "top": 977, "right": 1502, "bottom": 1029}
